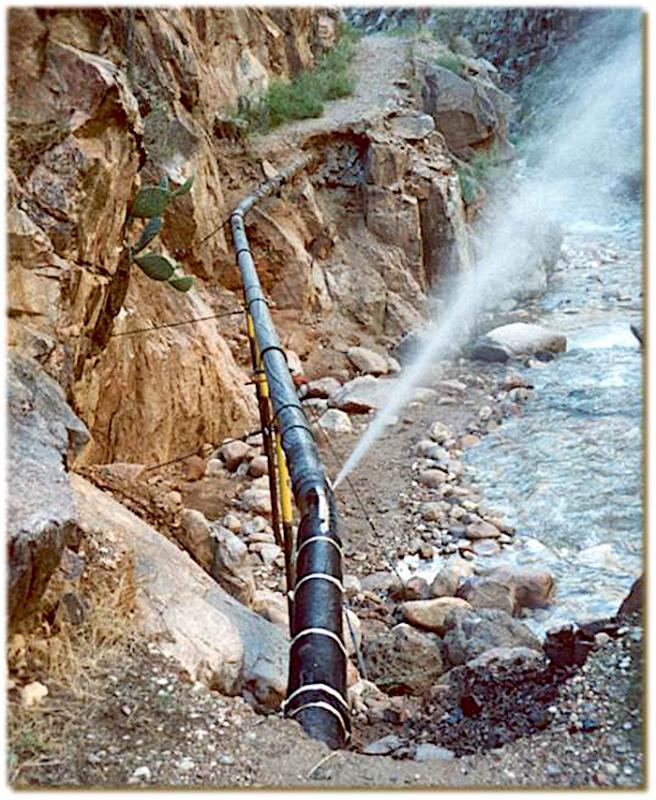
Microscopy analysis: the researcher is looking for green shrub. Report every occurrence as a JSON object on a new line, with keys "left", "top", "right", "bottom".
{"left": 457, "top": 143, "right": 505, "bottom": 205}
{"left": 457, "top": 167, "right": 479, "bottom": 204}
{"left": 229, "top": 28, "right": 357, "bottom": 134}
{"left": 434, "top": 50, "right": 465, "bottom": 76}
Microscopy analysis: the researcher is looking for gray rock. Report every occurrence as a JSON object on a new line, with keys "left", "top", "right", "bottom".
{"left": 210, "top": 524, "right": 256, "bottom": 607}
{"left": 240, "top": 487, "right": 272, "bottom": 515}
{"left": 429, "top": 557, "right": 475, "bottom": 598}
{"left": 429, "top": 421, "right": 452, "bottom": 443}
{"left": 457, "top": 577, "right": 516, "bottom": 615}
{"left": 391, "top": 112, "right": 436, "bottom": 141}
{"left": 343, "top": 574, "right": 362, "bottom": 597}
{"left": 471, "top": 539, "right": 501, "bottom": 557}
{"left": 360, "top": 571, "right": 402, "bottom": 596}
{"left": 346, "top": 346, "right": 390, "bottom": 376}
{"left": 8, "top": 354, "right": 89, "bottom": 626}
{"left": 330, "top": 375, "right": 390, "bottom": 413}
{"left": 421, "top": 63, "right": 513, "bottom": 153}
{"left": 362, "top": 733, "right": 407, "bottom": 755}
{"left": 317, "top": 408, "right": 353, "bottom": 435}
{"left": 364, "top": 623, "right": 445, "bottom": 695}
{"left": 618, "top": 574, "right": 643, "bottom": 617}
{"left": 442, "top": 607, "right": 542, "bottom": 667}
{"left": 71, "top": 475, "right": 288, "bottom": 708}
{"left": 259, "top": 543, "right": 282, "bottom": 565}
{"left": 414, "top": 743, "right": 456, "bottom": 761}
{"left": 248, "top": 455, "right": 268, "bottom": 478}
{"left": 392, "top": 330, "right": 428, "bottom": 364}
{"left": 304, "top": 376, "right": 342, "bottom": 400}
{"left": 472, "top": 322, "right": 567, "bottom": 363}
{"left": 219, "top": 440, "right": 252, "bottom": 471}
{"left": 179, "top": 509, "right": 214, "bottom": 570}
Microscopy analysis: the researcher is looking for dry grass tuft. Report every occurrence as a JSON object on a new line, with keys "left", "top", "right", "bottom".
{"left": 7, "top": 545, "right": 140, "bottom": 785}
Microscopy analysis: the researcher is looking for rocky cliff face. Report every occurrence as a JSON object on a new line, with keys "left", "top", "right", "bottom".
{"left": 8, "top": 7, "right": 491, "bottom": 469}
{"left": 7, "top": 7, "right": 343, "bottom": 465}
{"left": 9, "top": 4, "right": 519, "bottom": 470}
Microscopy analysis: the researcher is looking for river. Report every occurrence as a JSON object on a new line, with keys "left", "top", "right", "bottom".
{"left": 460, "top": 215, "right": 643, "bottom": 635}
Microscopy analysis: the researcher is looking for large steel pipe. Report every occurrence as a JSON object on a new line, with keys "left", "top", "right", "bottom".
{"left": 229, "top": 155, "right": 349, "bottom": 748}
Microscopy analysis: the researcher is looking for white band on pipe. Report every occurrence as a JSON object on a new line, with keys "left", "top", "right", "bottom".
{"left": 293, "top": 573, "right": 344, "bottom": 595}
{"left": 283, "top": 683, "right": 349, "bottom": 712}
{"left": 290, "top": 627, "right": 348, "bottom": 658}
{"left": 286, "top": 701, "right": 350, "bottom": 737}
{"left": 295, "top": 535, "right": 344, "bottom": 560}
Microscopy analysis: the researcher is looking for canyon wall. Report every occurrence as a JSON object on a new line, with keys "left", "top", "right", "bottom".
{"left": 8, "top": 7, "right": 497, "bottom": 469}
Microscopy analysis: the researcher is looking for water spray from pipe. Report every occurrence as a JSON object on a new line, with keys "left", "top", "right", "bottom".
{"left": 334, "top": 12, "right": 641, "bottom": 490}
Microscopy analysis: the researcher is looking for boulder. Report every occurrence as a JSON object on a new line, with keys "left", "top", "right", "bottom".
{"left": 317, "top": 408, "right": 353, "bottom": 435}
{"left": 240, "top": 487, "right": 272, "bottom": 515}
{"left": 618, "top": 574, "right": 643, "bottom": 618}
{"left": 331, "top": 374, "right": 435, "bottom": 414}
{"left": 456, "top": 577, "right": 516, "bottom": 615}
{"left": 330, "top": 375, "right": 390, "bottom": 413}
{"left": 304, "top": 376, "right": 342, "bottom": 400}
{"left": 465, "top": 520, "right": 501, "bottom": 540}
{"left": 429, "top": 558, "right": 475, "bottom": 598}
{"left": 395, "top": 576, "right": 430, "bottom": 601}
{"left": 391, "top": 112, "right": 436, "bottom": 141}
{"left": 210, "top": 524, "right": 256, "bottom": 607}
{"left": 360, "top": 571, "right": 402, "bottom": 596}
{"left": 253, "top": 590, "right": 289, "bottom": 632}
{"left": 7, "top": 354, "right": 89, "bottom": 626}
{"left": 512, "top": 221, "right": 563, "bottom": 300}
{"left": 393, "top": 330, "right": 428, "bottom": 365}
{"left": 419, "top": 469, "right": 448, "bottom": 489}
{"left": 219, "top": 440, "right": 252, "bottom": 471}
{"left": 247, "top": 455, "right": 269, "bottom": 478}
{"left": 472, "top": 323, "right": 567, "bottom": 363}
{"left": 400, "top": 597, "right": 472, "bottom": 635}
{"left": 330, "top": 375, "right": 387, "bottom": 414}
{"left": 442, "top": 607, "right": 542, "bottom": 667}
{"left": 70, "top": 474, "right": 288, "bottom": 708}
{"left": 343, "top": 574, "right": 362, "bottom": 598}
{"left": 421, "top": 63, "right": 513, "bottom": 153}
{"left": 346, "top": 346, "right": 390, "bottom": 376}
{"left": 259, "top": 543, "right": 282, "bottom": 565}
{"left": 486, "top": 566, "right": 555, "bottom": 612}
{"left": 179, "top": 509, "right": 214, "bottom": 571}
{"left": 364, "top": 623, "right": 445, "bottom": 695}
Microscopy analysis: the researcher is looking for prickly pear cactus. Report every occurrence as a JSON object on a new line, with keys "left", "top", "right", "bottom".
{"left": 128, "top": 173, "right": 196, "bottom": 293}
{"left": 131, "top": 186, "right": 172, "bottom": 218}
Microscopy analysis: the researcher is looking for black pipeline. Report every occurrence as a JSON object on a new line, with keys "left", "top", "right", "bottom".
{"left": 229, "top": 154, "right": 350, "bottom": 749}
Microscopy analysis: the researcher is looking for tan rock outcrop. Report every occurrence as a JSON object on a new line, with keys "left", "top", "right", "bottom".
{"left": 8, "top": 7, "right": 329, "bottom": 467}
{"left": 71, "top": 474, "right": 288, "bottom": 707}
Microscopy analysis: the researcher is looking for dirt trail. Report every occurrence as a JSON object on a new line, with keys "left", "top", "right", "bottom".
{"left": 252, "top": 33, "right": 412, "bottom": 156}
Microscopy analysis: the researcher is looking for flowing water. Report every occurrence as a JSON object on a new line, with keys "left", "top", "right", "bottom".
{"left": 334, "top": 10, "right": 641, "bottom": 490}
{"left": 399, "top": 219, "right": 643, "bottom": 636}
{"left": 337, "top": 10, "right": 643, "bottom": 634}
